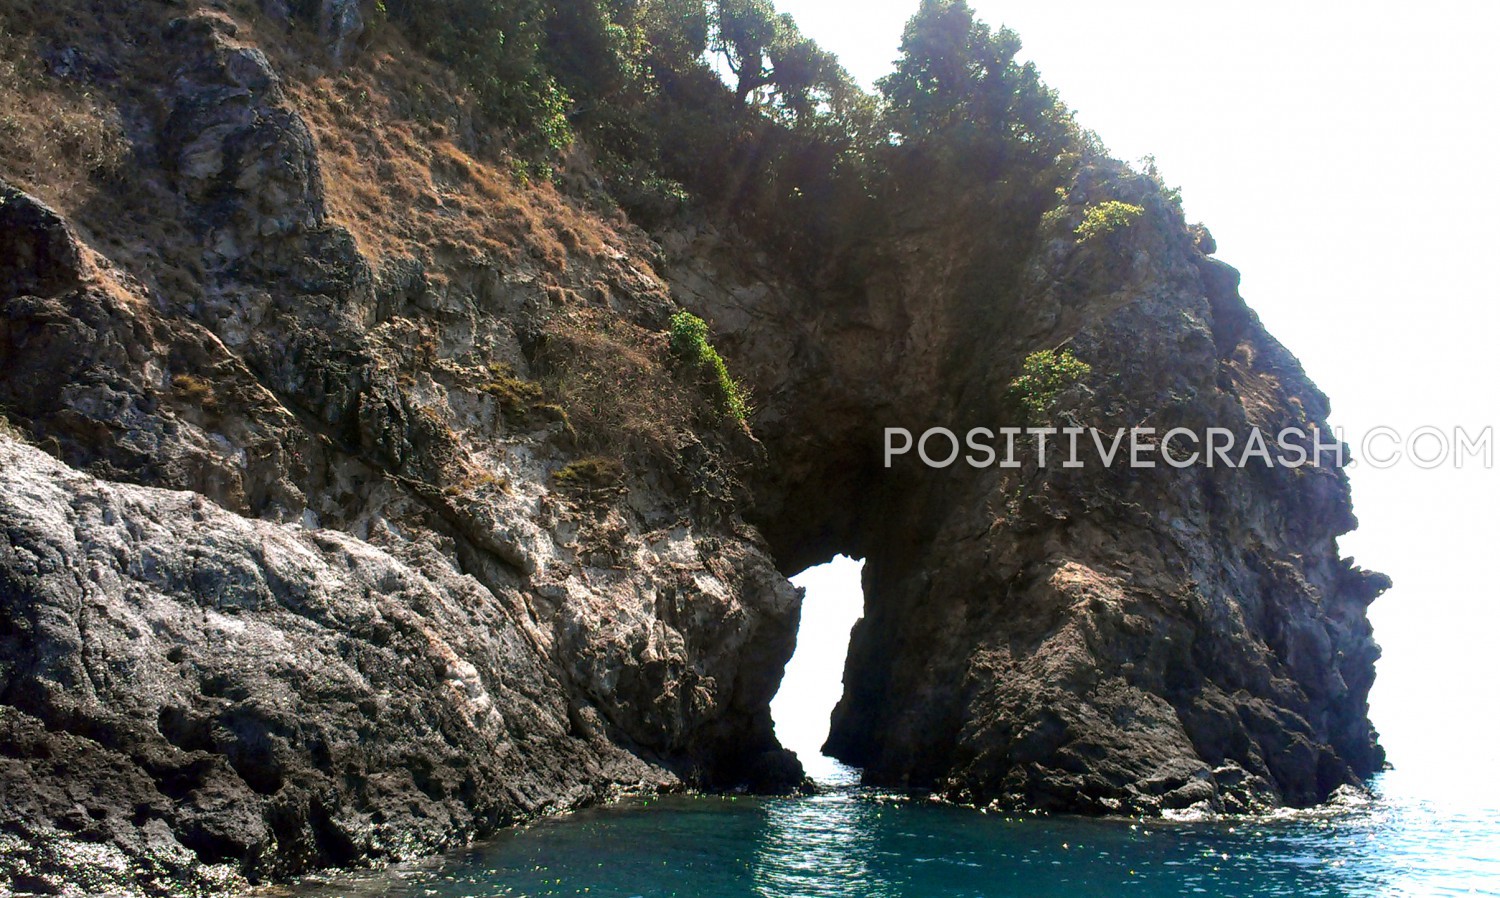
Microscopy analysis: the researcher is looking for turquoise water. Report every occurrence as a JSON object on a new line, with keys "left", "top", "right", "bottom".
{"left": 282, "top": 762, "right": 1500, "bottom": 897}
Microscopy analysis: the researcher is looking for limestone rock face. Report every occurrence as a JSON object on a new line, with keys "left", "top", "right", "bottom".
{"left": 0, "top": 434, "right": 659, "bottom": 886}
{"left": 0, "top": 186, "right": 83, "bottom": 300}
{"left": 0, "top": 173, "right": 799, "bottom": 890}
{"left": 0, "top": 427, "right": 799, "bottom": 883}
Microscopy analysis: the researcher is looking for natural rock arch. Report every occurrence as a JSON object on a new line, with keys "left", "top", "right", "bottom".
{"left": 667, "top": 165, "right": 1386, "bottom": 814}
{"left": 0, "top": 4, "right": 1385, "bottom": 892}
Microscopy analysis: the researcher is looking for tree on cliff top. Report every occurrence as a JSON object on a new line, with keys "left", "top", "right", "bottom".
{"left": 879, "top": 0, "right": 1075, "bottom": 176}
{"left": 375, "top": 0, "right": 1074, "bottom": 266}
{"left": 641, "top": 0, "right": 712, "bottom": 75}
{"left": 709, "top": 0, "right": 863, "bottom": 130}
{"left": 712, "top": 0, "right": 777, "bottom": 101}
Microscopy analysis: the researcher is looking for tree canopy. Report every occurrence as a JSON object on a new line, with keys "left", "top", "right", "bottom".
{"left": 879, "top": 0, "right": 1074, "bottom": 174}
{"left": 377, "top": 0, "right": 1081, "bottom": 266}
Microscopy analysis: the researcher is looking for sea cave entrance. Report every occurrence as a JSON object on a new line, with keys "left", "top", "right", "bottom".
{"left": 770, "top": 554, "right": 866, "bottom": 786}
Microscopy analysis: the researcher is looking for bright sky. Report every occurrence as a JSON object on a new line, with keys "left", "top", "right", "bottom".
{"left": 768, "top": 1, "right": 1500, "bottom": 781}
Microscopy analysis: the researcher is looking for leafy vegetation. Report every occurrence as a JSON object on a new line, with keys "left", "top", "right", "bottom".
{"left": 1008, "top": 349, "right": 1091, "bottom": 422}
{"left": 668, "top": 310, "right": 751, "bottom": 422}
{"left": 1074, "top": 200, "right": 1144, "bottom": 242}
{"left": 878, "top": 0, "right": 1074, "bottom": 178}
{"left": 370, "top": 0, "right": 1079, "bottom": 267}
{"left": 366, "top": 0, "right": 1098, "bottom": 436}
{"left": 710, "top": 0, "right": 851, "bottom": 121}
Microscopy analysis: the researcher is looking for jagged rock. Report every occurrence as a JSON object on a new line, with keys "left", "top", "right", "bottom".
{"left": 257, "top": 0, "right": 364, "bottom": 65}
{"left": 0, "top": 0, "right": 1385, "bottom": 893}
{"left": 0, "top": 185, "right": 83, "bottom": 301}
{"left": 320, "top": 0, "right": 364, "bottom": 66}
{"left": 1191, "top": 222, "right": 1217, "bottom": 255}
{"left": 2, "top": 131, "right": 799, "bottom": 897}
{"left": 671, "top": 167, "right": 1386, "bottom": 816}
{"left": 0, "top": 428, "right": 799, "bottom": 893}
{"left": 162, "top": 11, "right": 324, "bottom": 257}
{"left": 0, "top": 435, "right": 638, "bottom": 888}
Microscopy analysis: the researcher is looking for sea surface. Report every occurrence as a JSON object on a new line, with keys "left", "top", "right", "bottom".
{"left": 279, "top": 757, "right": 1500, "bottom": 898}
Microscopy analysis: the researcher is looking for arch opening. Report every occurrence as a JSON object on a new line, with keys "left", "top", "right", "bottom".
{"left": 770, "top": 554, "right": 866, "bottom": 786}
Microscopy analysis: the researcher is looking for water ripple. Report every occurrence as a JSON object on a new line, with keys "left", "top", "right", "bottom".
{"left": 273, "top": 768, "right": 1500, "bottom": 898}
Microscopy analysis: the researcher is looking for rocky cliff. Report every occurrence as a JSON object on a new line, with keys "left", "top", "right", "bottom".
{"left": 672, "top": 167, "right": 1388, "bottom": 815}
{"left": 0, "top": 0, "right": 1384, "bottom": 893}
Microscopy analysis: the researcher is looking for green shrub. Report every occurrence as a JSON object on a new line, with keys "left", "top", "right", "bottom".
{"left": 1074, "top": 200, "right": 1143, "bottom": 242}
{"left": 1008, "top": 349, "right": 1090, "bottom": 422}
{"left": 668, "top": 310, "right": 751, "bottom": 422}
{"left": 1039, "top": 203, "right": 1070, "bottom": 232}
{"left": 878, "top": 0, "right": 1076, "bottom": 178}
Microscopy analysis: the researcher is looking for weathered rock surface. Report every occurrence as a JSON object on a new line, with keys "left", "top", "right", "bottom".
{"left": 0, "top": 175, "right": 800, "bottom": 888}
{"left": 0, "top": 415, "right": 798, "bottom": 894}
{"left": 0, "top": 5, "right": 800, "bottom": 892}
{"left": 672, "top": 166, "right": 1388, "bottom": 816}
{"left": 0, "top": 0, "right": 1385, "bottom": 892}
{"left": 0, "top": 433, "right": 648, "bottom": 887}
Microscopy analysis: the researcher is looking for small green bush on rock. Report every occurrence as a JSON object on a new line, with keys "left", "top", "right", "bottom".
{"left": 1075, "top": 200, "right": 1144, "bottom": 243}
{"left": 668, "top": 310, "right": 751, "bottom": 422}
{"left": 1008, "top": 348, "right": 1091, "bottom": 423}
{"left": 479, "top": 363, "right": 546, "bottom": 414}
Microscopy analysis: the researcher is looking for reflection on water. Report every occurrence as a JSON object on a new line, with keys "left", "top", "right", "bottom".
{"left": 752, "top": 785, "right": 886, "bottom": 898}
{"left": 275, "top": 764, "right": 1500, "bottom": 898}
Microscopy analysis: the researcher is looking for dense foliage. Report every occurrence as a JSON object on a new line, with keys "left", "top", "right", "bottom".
{"left": 379, "top": 0, "right": 1082, "bottom": 263}
{"left": 879, "top": 0, "right": 1073, "bottom": 178}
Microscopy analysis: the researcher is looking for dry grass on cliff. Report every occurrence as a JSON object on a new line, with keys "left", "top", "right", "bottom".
{"left": 539, "top": 311, "right": 695, "bottom": 464}
{"left": 0, "top": 30, "right": 127, "bottom": 212}
{"left": 251, "top": 19, "right": 620, "bottom": 273}
{"left": 0, "top": 411, "right": 30, "bottom": 444}
{"left": 241, "top": 18, "right": 703, "bottom": 463}
{"left": 1, "top": 0, "right": 633, "bottom": 285}
{"left": 0, "top": 0, "right": 212, "bottom": 305}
